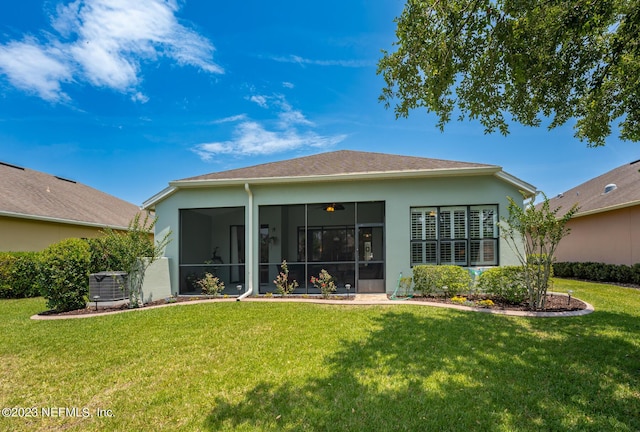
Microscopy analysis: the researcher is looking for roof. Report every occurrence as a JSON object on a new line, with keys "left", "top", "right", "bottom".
{"left": 143, "top": 150, "right": 537, "bottom": 208}
{"left": 182, "top": 150, "right": 494, "bottom": 181}
{"left": 0, "top": 161, "right": 141, "bottom": 229}
{"left": 547, "top": 160, "right": 640, "bottom": 218}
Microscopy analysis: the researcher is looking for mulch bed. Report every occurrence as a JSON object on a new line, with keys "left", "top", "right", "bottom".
{"left": 409, "top": 293, "right": 587, "bottom": 312}
{"left": 38, "top": 294, "right": 354, "bottom": 316}
{"left": 38, "top": 292, "right": 587, "bottom": 317}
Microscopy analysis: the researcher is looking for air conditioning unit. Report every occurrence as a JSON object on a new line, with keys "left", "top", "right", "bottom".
{"left": 89, "top": 272, "right": 129, "bottom": 301}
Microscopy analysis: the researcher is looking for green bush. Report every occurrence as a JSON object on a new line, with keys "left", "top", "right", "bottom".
{"left": 39, "top": 238, "right": 91, "bottom": 312}
{"left": 553, "top": 261, "right": 640, "bottom": 285}
{"left": 0, "top": 253, "right": 17, "bottom": 298}
{"left": 0, "top": 252, "right": 41, "bottom": 298}
{"left": 412, "top": 265, "right": 472, "bottom": 296}
{"left": 633, "top": 264, "right": 640, "bottom": 285}
{"left": 476, "top": 266, "right": 528, "bottom": 304}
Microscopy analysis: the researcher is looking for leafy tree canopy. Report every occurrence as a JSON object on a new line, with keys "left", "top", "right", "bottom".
{"left": 378, "top": 0, "right": 640, "bottom": 146}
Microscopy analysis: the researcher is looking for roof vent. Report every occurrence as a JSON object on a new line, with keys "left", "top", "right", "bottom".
{"left": 604, "top": 183, "right": 617, "bottom": 194}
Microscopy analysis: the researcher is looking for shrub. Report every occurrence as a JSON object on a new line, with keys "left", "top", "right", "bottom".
{"left": 39, "top": 238, "right": 91, "bottom": 312}
{"left": 476, "top": 266, "right": 528, "bottom": 304}
{"left": 554, "top": 261, "right": 640, "bottom": 285}
{"left": 93, "top": 213, "right": 171, "bottom": 307}
{"left": 412, "top": 265, "right": 472, "bottom": 296}
{"left": 273, "top": 260, "right": 298, "bottom": 296}
{"left": 310, "top": 269, "right": 336, "bottom": 299}
{"left": 633, "top": 264, "right": 640, "bottom": 285}
{"left": 196, "top": 272, "right": 225, "bottom": 297}
{"left": 0, "top": 253, "right": 17, "bottom": 298}
{"left": 0, "top": 252, "right": 41, "bottom": 298}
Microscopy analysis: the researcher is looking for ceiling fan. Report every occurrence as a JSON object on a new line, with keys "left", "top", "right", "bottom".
{"left": 322, "top": 203, "right": 345, "bottom": 212}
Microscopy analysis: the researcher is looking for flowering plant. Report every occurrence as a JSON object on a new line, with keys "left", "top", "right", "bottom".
{"left": 476, "top": 299, "right": 495, "bottom": 308}
{"left": 311, "top": 269, "right": 336, "bottom": 299}
{"left": 450, "top": 295, "right": 467, "bottom": 304}
{"left": 196, "top": 272, "right": 225, "bottom": 297}
{"left": 273, "top": 260, "right": 298, "bottom": 296}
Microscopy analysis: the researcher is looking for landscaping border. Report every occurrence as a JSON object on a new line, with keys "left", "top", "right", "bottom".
{"left": 31, "top": 293, "right": 593, "bottom": 320}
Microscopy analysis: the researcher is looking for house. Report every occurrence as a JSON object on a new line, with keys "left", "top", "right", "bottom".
{"left": 143, "top": 150, "right": 536, "bottom": 297}
{"left": 0, "top": 161, "right": 142, "bottom": 252}
{"left": 548, "top": 160, "right": 640, "bottom": 266}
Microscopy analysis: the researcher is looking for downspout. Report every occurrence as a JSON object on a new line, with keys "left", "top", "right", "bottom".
{"left": 237, "top": 183, "right": 254, "bottom": 301}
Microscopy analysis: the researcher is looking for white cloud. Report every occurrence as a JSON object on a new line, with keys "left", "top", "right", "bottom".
{"left": 131, "top": 91, "right": 149, "bottom": 103}
{"left": 211, "top": 114, "right": 248, "bottom": 124}
{"left": 0, "top": 0, "right": 222, "bottom": 102}
{"left": 268, "top": 54, "right": 374, "bottom": 68}
{"left": 0, "top": 39, "right": 73, "bottom": 101}
{"left": 248, "top": 95, "right": 268, "bottom": 108}
{"left": 282, "top": 81, "right": 294, "bottom": 89}
{"left": 194, "top": 96, "right": 346, "bottom": 160}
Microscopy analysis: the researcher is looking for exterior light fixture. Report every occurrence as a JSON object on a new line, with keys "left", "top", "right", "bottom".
{"left": 345, "top": 283, "right": 351, "bottom": 299}
{"left": 567, "top": 290, "right": 573, "bottom": 305}
{"left": 323, "top": 203, "right": 344, "bottom": 212}
{"left": 93, "top": 295, "right": 100, "bottom": 311}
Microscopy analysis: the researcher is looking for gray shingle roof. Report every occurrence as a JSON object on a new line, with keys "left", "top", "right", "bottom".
{"left": 0, "top": 161, "right": 141, "bottom": 229}
{"left": 180, "top": 150, "right": 497, "bottom": 181}
{"left": 548, "top": 160, "right": 640, "bottom": 217}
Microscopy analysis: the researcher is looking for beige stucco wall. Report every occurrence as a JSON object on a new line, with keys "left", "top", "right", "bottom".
{"left": 154, "top": 174, "right": 527, "bottom": 295}
{"left": 555, "top": 205, "right": 640, "bottom": 265}
{"left": 0, "top": 216, "right": 107, "bottom": 252}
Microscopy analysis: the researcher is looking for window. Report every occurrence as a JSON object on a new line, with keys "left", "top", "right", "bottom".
{"left": 410, "top": 205, "right": 498, "bottom": 266}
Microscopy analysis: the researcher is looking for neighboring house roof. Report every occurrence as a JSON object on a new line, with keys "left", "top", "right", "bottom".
{"left": 548, "top": 159, "right": 640, "bottom": 218}
{"left": 144, "top": 150, "right": 536, "bottom": 208}
{"left": 0, "top": 161, "right": 141, "bottom": 229}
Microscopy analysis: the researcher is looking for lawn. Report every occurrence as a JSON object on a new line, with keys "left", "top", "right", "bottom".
{"left": 0, "top": 279, "right": 639, "bottom": 431}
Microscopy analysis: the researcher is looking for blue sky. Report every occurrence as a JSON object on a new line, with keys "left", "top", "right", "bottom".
{"left": 0, "top": 0, "right": 637, "bottom": 206}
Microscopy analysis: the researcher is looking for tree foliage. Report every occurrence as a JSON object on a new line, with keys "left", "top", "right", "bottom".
{"left": 378, "top": 0, "right": 640, "bottom": 146}
{"left": 500, "top": 193, "right": 578, "bottom": 310}
{"left": 97, "top": 212, "right": 171, "bottom": 307}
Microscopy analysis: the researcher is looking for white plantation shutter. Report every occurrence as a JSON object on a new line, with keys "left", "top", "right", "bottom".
{"left": 410, "top": 208, "right": 437, "bottom": 265}
{"left": 469, "top": 205, "right": 498, "bottom": 265}
{"left": 411, "top": 205, "right": 498, "bottom": 266}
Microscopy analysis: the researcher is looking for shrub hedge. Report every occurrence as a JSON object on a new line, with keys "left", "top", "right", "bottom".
{"left": 412, "top": 265, "right": 472, "bottom": 296}
{"left": 39, "top": 238, "right": 91, "bottom": 312}
{"left": 476, "top": 266, "right": 528, "bottom": 304}
{"left": 554, "top": 262, "right": 640, "bottom": 285}
{"left": 0, "top": 252, "right": 41, "bottom": 298}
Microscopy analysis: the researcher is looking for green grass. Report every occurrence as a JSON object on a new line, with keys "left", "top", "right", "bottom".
{"left": 0, "top": 279, "right": 639, "bottom": 431}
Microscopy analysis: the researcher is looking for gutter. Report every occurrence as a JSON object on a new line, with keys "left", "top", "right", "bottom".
{"left": 237, "top": 183, "right": 254, "bottom": 301}
{"left": 170, "top": 166, "right": 502, "bottom": 189}
{"left": 0, "top": 210, "right": 130, "bottom": 231}
{"left": 570, "top": 199, "right": 640, "bottom": 219}
{"left": 142, "top": 186, "right": 177, "bottom": 210}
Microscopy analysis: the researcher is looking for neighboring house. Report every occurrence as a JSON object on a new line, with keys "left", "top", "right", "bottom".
{"left": 548, "top": 160, "right": 640, "bottom": 266}
{"left": 143, "top": 150, "right": 536, "bottom": 297}
{"left": 0, "top": 161, "right": 142, "bottom": 252}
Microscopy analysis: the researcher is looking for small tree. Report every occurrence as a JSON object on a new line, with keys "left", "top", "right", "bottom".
{"left": 98, "top": 213, "right": 171, "bottom": 307}
{"left": 500, "top": 192, "right": 578, "bottom": 310}
{"left": 273, "top": 260, "right": 298, "bottom": 296}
